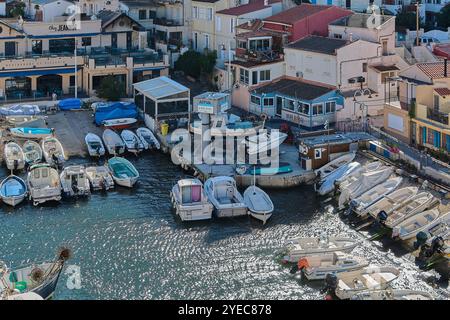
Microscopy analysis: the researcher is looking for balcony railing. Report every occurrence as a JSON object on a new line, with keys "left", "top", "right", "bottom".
{"left": 235, "top": 49, "right": 281, "bottom": 63}
{"left": 427, "top": 108, "right": 450, "bottom": 126}
{"left": 153, "top": 18, "right": 183, "bottom": 27}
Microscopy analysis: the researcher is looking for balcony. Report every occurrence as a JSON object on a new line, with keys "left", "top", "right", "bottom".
{"left": 0, "top": 53, "right": 83, "bottom": 71}
{"left": 384, "top": 95, "right": 415, "bottom": 112}
{"left": 427, "top": 108, "right": 450, "bottom": 126}
{"left": 153, "top": 18, "right": 183, "bottom": 27}
{"left": 85, "top": 48, "right": 167, "bottom": 69}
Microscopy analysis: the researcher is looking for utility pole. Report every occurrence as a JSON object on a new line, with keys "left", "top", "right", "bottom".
{"left": 74, "top": 39, "right": 78, "bottom": 98}
{"left": 416, "top": 2, "right": 420, "bottom": 47}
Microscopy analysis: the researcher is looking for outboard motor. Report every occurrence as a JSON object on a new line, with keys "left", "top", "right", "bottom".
{"left": 115, "top": 146, "right": 121, "bottom": 155}
{"left": 321, "top": 273, "right": 338, "bottom": 294}
{"left": 377, "top": 210, "right": 388, "bottom": 225}
{"left": 431, "top": 236, "right": 445, "bottom": 254}
{"left": 414, "top": 231, "right": 429, "bottom": 250}
{"left": 344, "top": 200, "right": 358, "bottom": 216}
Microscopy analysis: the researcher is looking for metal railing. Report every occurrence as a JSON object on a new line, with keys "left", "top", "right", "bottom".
{"left": 427, "top": 108, "right": 450, "bottom": 126}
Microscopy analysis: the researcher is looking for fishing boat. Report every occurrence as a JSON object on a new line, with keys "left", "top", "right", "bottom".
{"left": 85, "top": 133, "right": 105, "bottom": 157}
{"left": 27, "top": 163, "right": 61, "bottom": 206}
{"left": 392, "top": 208, "right": 441, "bottom": 240}
{"left": 107, "top": 157, "right": 139, "bottom": 187}
{"left": 102, "top": 129, "right": 125, "bottom": 155}
{"left": 136, "top": 127, "right": 160, "bottom": 150}
{"left": 243, "top": 176, "right": 274, "bottom": 225}
{"left": 236, "top": 162, "right": 293, "bottom": 176}
{"left": 350, "top": 177, "right": 402, "bottom": 216}
{"left": 190, "top": 113, "right": 264, "bottom": 137}
{"left": 314, "top": 152, "right": 356, "bottom": 180}
{"left": 282, "top": 237, "right": 358, "bottom": 263}
{"left": 22, "top": 140, "right": 43, "bottom": 165}
{"left": 204, "top": 176, "right": 248, "bottom": 218}
{"left": 380, "top": 192, "right": 438, "bottom": 229}
{"left": 335, "top": 161, "right": 383, "bottom": 189}
{"left": 338, "top": 167, "right": 393, "bottom": 209}
{"left": 121, "top": 130, "right": 145, "bottom": 154}
{"left": 0, "top": 248, "right": 70, "bottom": 300}
{"left": 6, "top": 116, "right": 46, "bottom": 128}
{"left": 295, "top": 252, "right": 369, "bottom": 280}
{"left": 0, "top": 175, "right": 27, "bottom": 206}
{"left": 360, "top": 187, "right": 418, "bottom": 220}
{"left": 245, "top": 131, "right": 288, "bottom": 156}
{"left": 325, "top": 266, "right": 400, "bottom": 300}
{"left": 102, "top": 118, "right": 137, "bottom": 130}
{"left": 317, "top": 162, "right": 361, "bottom": 196}
{"left": 350, "top": 289, "right": 434, "bottom": 300}
{"left": 85, "top": 166, "right": 114, "bottom": 191}
{"left": 170, "top": 178, "right": 213, "bottom": 221}
{"left": 9, "top": 127, "right": 53, "bottom": 139}
{"left": 60, "top": 165, "right": 91, "bottom": 197}
{"left": 3, "top": 142, "right": 25, "bottom": 170}
{"left": 42, "top": 137, "right": 66, "bottom": 167}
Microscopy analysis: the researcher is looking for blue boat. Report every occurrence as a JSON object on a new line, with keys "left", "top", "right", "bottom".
{"left": 9, "top": 127, "right": 54, "bottom": 139}
{"left": 0, "top": 175, "right": 27, "bottom": 206}
{"left": 59, "top": 98, "right": 82, "bottom": 111}
{"left": 244, "top": 162, "right": 293, "bottom": 176}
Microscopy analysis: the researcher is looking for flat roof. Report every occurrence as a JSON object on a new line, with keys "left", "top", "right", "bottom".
{"left": 286, "top": 35, "right": 348, "bottom": 55}
{"left": 330, "top": 13, "right": 393, "bottom": 28}
{"left": 253, "top": 77, "right": 334, "bottom": 100}
{"left": 216, "top": 1, "right": 269, "bottom": 16}
{"left": 133, "top": 76, "right": 190, "bottom": 101}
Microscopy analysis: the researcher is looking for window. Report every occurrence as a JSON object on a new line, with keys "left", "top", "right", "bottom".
{"left": 263, "top": 98, "right": 274, "bottom": 106}
{"left": 251, "top": 95, "right": 261, "bottom": 105}
{"left": 192, "top": 6, "right": 198, "bottom": 19}
{"left": 259, "top": 70, "right": 270, "bottom": 81}
{"left": 362, "top": 63, "right": 367, "bottom": 72}
{"left": 237, "top": 40, "right": 247, "bottom": 49}
{"left": 298, "top": 102, "right": 309, "bottom": 115}
{"left": 138, "top": 9, "right": 147, "bottom": 20}
{"left": 216, "top": 16, "right": 222, "bottom": 32}
{"left": 149, "top": 10, "right": 156, "bottom": 19}
{"left": 198, "top": 8, "right": 211, "bottom": 20}
{"left": 81, "top": 37, "right": 91, "bottom": 47}
{"left": 434, "top": 95, "right": 440, "bottom": 110}
{"left": 32, "top": 40, "right": 42, "bottom": 54}
{"left": 49, "top": 38, "right": 75, "bottom": 54}
{"left": 285, "top": 99, "right": 295, "bottom": 111}
{"left": 381, "top": 71, "right": 395, "bottom": 83}
{"left": 239, "top": 68, "right": 249, "bottom": 85}
{"left": 230, "top": 18, "right": 235, "bottom": 33}
{"left": 70, "top": 76, "right": 75, "bottom": 86}
{"left": 252, "top": 71, "right": 258, "bottom": 85}
{"left": 325, "top": 101, "right": 336, "bottom": 113}
{"left": 312, "top": 103, "right": 323, "bottom": 115}
{"left": 314, "top": 148, "right": 322, "bottom": 159}
{"left": 206, "top": 8, "right": 213, "bottom": 20}
{"left": 249, "top": 38, "right": 270, "bottom": 52}
{"left": 204, "top": 34, "right": 209, "bottom": 49}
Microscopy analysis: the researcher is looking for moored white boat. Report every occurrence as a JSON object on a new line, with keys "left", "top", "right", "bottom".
{"left": 350, "top": 289, "right": 434, "bottom": 300}
{"left": 0, "top": 175, "right": 27, "bottom": 206}
{"left": 350, "top": 177, "right": 402, "bottom": 216}
{"left": 204, "top": 176, "right": 248, "bottom": 218}
{"left": 22, "top": 140, "right": 43, "bottom": 165}
{"left": 85, "top": 166, "right": 114, "bottom": 191}
{"left": 282, "top": 237, "right": 358, "bottom": 263}
{"left": 121, "top": 130, "right": 145, "bottom": 154}
{"left": 314, "top": 152, "right": 356, "bottom": 180}
{"left": 107, "top": 157, "right": 139, "bottom": 187}
{"left": 60, "top": 165, "right": 91, "bottom": 197}
{"left": 361, "top": 187, "right": 418, "bottom": 220}
{"left": 102, "top": 129, "right": 125, "bottom": 155}
{"left": 317, "top": 162, "right": 361, "bottom": 196}
{"left": 244, "top": 185, "right": 274, "bottom": 225}
{"left": 3, "top": 142, "right": 25, "bottom": 170}
{"left": 296, "top": 252, "right": 369, "bottom": 280}
{"left": 336, "top": 161, "right": 383, "bottom": 189}
{"left": 245, "top": 131, "right": 288, "bottom": 156}
{"left": 102, "top": 118, "right": 137, "bottom": 130}
{"left": 9, "top": 127, "right": 53, "bottom": 139}
{"left": 170, "top": 178, "right": 213, "bottom": 221}
{"left": 85, "top": 133, "right": 105, "bottom": 157}
{"left": 42, "top": 137, "right": 66, "bottom": 167}
{"left": 27, "top": 163, "right": 61, "bottom": 206}
{"left": 392, "top": 208, "right": 441, "bottom": 240}
{"left": 136, "top": 127, "right": 160, "bottom": 150}
{"left": 326, "top": 266, "right": 400, "bottom": 300}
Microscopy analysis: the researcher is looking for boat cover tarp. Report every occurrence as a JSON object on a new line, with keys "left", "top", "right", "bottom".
{"left": 59, "top": 98, "right": 82, "bottom": 110}
{"left": 95, "top": 102, "right": 137, "bottom": 125}
{"left": 0, "top": 104, "right": 41, "bottom": 116}
{"left": 318, "top": 162, "right": 361, "bottom": 196}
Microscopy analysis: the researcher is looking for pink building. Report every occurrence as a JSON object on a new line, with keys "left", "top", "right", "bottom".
{"left": 262, "top": 4, "right": 352, "bottom": 43}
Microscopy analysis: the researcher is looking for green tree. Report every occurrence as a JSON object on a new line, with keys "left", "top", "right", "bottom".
{"left": 437, "top": 4, "right": 450, "bottom": 29}
{"left": 96, "top": 75, "right": 126, "bottom": 101}
{"left": 174, "top": 50, "right": 217, "bottom": 79}
{"left": 9, "top": 2, "right": 26, "bottom": 18}
{"left": 395, "top": 9, "right": 419, "bottom": 30}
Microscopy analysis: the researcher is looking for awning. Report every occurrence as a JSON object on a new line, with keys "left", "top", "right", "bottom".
{"left": 133, "top": 66, "right": 166, "bottom": 72}
{"left": 0, "top": 68, "right": 76, "bottom": 78}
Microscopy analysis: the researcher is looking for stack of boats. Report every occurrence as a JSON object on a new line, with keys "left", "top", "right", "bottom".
{"left": 282, "top": 236, "right": 434, "bottom": 300}
{"left": 171, "top": 175, "right": 274, "bottom": 224}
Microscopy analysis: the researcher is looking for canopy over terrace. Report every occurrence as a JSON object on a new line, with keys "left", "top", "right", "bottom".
{"left": 133, "top": 76, "right": 191, "bottom": 130}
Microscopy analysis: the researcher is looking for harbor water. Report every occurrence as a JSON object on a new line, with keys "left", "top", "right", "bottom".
{"left": 0, "top": 152, "right": 447, "bottom": 300}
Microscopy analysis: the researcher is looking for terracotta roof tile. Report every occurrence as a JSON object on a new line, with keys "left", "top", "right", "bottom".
{"left": 216, "top": 1, "right": 270, "bottom": 16}
{"left": 434, "top": 87, "right": 450, "bottom": 96}
{"left": 416, "top": 61, "right": 450, "bottom": 79}
{"left": 263, "top": 4, "right": 335, "bottom": 25}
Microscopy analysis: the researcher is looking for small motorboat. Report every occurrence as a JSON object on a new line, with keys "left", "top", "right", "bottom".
{"left": 3, "top": 142, "right": 25, "bottom": 171}
{"left": 204, "top": 176, "right": 248, "bottom": 218}
{"left": 27, "top": 163, "right": 62, "bottom": 206}
{"left": 58, "top": 98, "right": 81, "bottom": 111}
{"left": 282, "top": 237, "right": 358, "bottom": 263}
{"left": 0, "top": 248, "right": 70, "bottom": 300}
{"left": 295, "top": 252, "right": 369, "bottom": 280}
{"left": 170, "top": 178, "right": 213, "bottom": 221}
{"left": 107, "top": 157, "right": 139, "bottom": 188}
{"left": 336, "top": 161, "right": 383, "bottom": 189}
{"left": 381, "top": 192, "right": 438, "bottom": 229}
{"left": 121, "top": 130, "right": 145, "bottom": 154}
{"left": 245, "top": 131, "right": 288, "bottom": 156}
{"left": 338, "top": 167, "right": 393, "bottom": 209}
{"left": 326, "top": 266, "right": 400, "bottom": 300}
{"left": 392, "top": 208, "right": 441, "bottom": 240}
{"left": 317, "top": 162, "right": 361, "bottom": 196}
{"left": 42, "top": 137, "right": 66, "bottom": 167}
{"left": 237, "top": 162, "right": 293, "bottom": 176}
{"left": 136, "top": 127, "right": 160, "bottom": 150}
{"left": 9, "top": 127, "right": 53, "bottom": 139}
{"left": 85, "top": 133, "right": 105, "bottom": 157}
{"left": 0, "top": 104, "right": 40, "bottom": 116}
{"left": 0, "top": 175, "right": 27, "bottom": 206}
{"left": 244, "top": 183, "right": 274, "bottom": 225}
{"left": 6, "top": 116, "right": 46, "bottom": 128}
{"left": 314, "top": 152, "right": 356, "bottom": 180}
{"left": 102, "top": 129, "right": 125, "bottom": 155}
{"left": 417, "top": 213, "right": 450, "bottom": 260}
{"left": 22, "top": 140, "right": 43, "bottom": 165}
{"left": 361, "top": 187, "right": 418, "bottom": 220}
{"left": 85, "top": 166, "right": 114, "bottom": 191}
{"left": 350, "top": 289, "right": 434, "bottom": 300}
{"left": 102, "top": 118, "right": 137, "bottom": 130}
{"left": 350, "top": 177, "right": 402, "bottom": 216}
{"left": 60, "top": 165, "right": 91, "bottom": 197}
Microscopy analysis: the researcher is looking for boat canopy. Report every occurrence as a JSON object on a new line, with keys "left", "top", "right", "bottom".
{"left": 95, "top": 103, "right": 138, "bottom": 125}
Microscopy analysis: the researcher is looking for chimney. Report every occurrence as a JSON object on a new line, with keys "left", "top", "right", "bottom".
{"left": 445, "top": 58, "right": 448, "bottom": 78}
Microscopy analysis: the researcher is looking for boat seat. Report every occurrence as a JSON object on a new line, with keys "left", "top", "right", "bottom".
{"left": 362, "top": 274, "right": 379, "bottom": 289}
